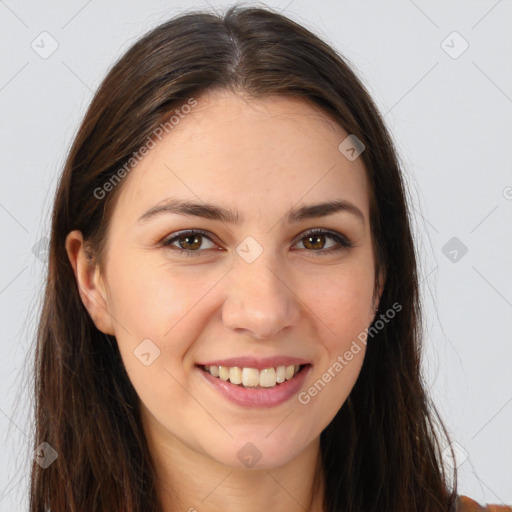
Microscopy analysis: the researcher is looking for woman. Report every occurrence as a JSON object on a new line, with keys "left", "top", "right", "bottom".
{"left": 30, "top": 4, "right": 511, "bottom": 511}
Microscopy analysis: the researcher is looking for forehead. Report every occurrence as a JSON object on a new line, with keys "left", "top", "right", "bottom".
{"left": 112, "top": 89, "right": 369, "bottom": 228}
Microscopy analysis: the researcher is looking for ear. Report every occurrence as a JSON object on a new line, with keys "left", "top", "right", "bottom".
{"left": 376, "top": 266, "right": 386, "bottom": 309}
{"left": 371, "top": 265, "right": 387, "bottom": 317}
{"left": 65, "top": 230, "right": 115, "bottom": 335}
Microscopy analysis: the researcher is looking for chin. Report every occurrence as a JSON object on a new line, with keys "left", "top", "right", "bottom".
{"left": 205, "top": 431, "right": 314, "bottom": 470}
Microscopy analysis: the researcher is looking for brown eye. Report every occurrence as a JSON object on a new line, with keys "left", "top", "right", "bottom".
{"left": 294, "top": 229, "right": 353, "bottom": 254}
{"left": 161, "top": 229, "right": 217, "bottom": 256}
{"left": 302, "top": 233, "right": 328, "bottom": 250}
{"left": 176, "top": 233, "right": 202, "bottom": 250}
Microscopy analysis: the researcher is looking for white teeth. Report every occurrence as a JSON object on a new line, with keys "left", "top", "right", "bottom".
{"left": 276, "top": 365, "right": 286, "bottom": 383}
{"left": 204, "top": 364, "right": 303, "bottom": 387}
{"left": 228, "top": 367, "right": 242, "bottom": 385}
{"left": 259, "top": 368, "right": 276, "bottom": 387}
{"left": 285, "top": 365, "right": 295, "bottom": 380}
{"left": 242, "top": 368, "right": 260, "bottom": 387}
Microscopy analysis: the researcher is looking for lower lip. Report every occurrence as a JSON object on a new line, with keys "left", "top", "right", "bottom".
{"left": 198, "top": 365, "right": 312, "bottom": 408}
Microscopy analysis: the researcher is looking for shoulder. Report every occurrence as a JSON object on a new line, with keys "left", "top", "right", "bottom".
{"left": 457, "top": 495, "right": 512, "bottom": 512}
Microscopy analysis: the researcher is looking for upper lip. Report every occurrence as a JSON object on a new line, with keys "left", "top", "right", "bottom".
{"left": 196, "top": 356, "right": 311, "bottom": 371}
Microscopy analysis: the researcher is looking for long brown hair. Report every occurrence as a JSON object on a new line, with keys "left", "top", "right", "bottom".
{"left": 30, "top": 4, "right": 458, "bottom": 511}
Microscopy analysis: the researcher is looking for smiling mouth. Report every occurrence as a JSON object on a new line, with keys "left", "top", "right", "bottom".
{"left": 199, "top": 364, "right": 308, "bottom": 388}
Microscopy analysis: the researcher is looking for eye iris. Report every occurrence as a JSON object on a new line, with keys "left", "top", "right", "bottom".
{"left": 304, "top": 234, "right": 325, "bottom": 250}
{"left": 179, "top": 234, "right": 202, "bottom": 250}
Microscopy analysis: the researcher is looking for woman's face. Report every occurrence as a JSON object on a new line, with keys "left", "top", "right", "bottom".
{"left": 71, "top": 89, "right": 384, "bottom": 469}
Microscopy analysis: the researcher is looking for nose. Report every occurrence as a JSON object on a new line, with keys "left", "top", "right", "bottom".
{"left": 222, "top": 255, "right": 301, "bottom": 340}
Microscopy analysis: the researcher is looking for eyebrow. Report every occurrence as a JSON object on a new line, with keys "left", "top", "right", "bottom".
{"left": 137, "top": 198, "right": 365, "bottom": 226}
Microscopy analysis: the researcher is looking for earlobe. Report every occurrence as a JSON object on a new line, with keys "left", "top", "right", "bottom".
{"left": 65, "top": 230, "right": 115, "bottom": 335}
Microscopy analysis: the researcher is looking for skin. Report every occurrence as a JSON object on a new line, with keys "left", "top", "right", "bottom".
{"left": 66, "top": 88, "right": 385, "bottom": 512}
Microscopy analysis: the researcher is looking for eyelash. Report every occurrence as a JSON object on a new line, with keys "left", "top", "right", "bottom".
{"left": 160, "top": 228, "right": 354, "bottom": 257}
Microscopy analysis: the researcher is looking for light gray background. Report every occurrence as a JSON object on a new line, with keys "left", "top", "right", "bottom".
{"left": 1, "top": 0, "right": 511, "bottom": 509}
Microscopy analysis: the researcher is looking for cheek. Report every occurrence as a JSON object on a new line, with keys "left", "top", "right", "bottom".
{"left": 107, "top": 256, "right": 213, "bottom": 339}
{"left": 301, "top": 342, "right": 367, "bottom": 432}
{"left": 106, "top": 256, "right": 232, "bottom": 387}
{"left": 105, "top": 262, "right": 204, "bottom": 415}
{"left": 298, "top": 260, "right": 375, "bottom": 345}
{"left": 290, "top": 262, "right": 373, "bottom": 417}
